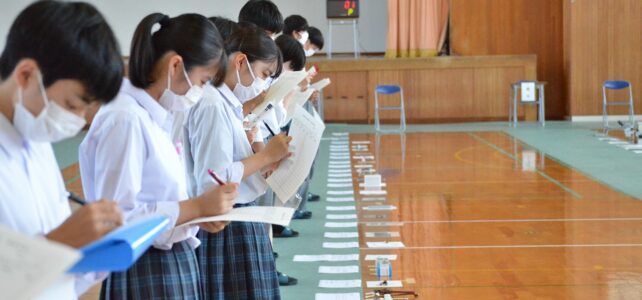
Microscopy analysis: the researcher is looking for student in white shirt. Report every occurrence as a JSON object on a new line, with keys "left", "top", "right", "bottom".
{"left": 79, "top": 13, "right": 238, "bottom": 300}
{"left": 283, "top": 15, "right": 310, "bottom": 46}
{"left": 184, "top": 23, "right": 290, "bottom": 299}
{"left": 304, "top": 26, "right": 324, "bottom": 57}
{"left": 0, "top": 2, "right": 125, "bottom": 299}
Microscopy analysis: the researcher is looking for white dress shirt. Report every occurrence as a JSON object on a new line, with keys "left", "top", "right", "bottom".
{"left": 0, "top": 114, "right": 76, "bottom": 299}
{"left": 79, "top": 79, "right": 199, "bottom": 250}
{"left": 184, "top": 84, "right": 268, "bottom": 204}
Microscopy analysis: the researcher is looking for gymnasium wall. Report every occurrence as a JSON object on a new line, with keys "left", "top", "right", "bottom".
{"left": 451, "top": 0, "right": 642, "bottom": 119}
{"left": 0, "top": 0, "right": 388, "bottom": 55}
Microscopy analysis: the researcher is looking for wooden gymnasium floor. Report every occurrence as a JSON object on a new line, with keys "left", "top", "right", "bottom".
{"left": 350, "top": 131, "right": 642, "bottom": 299}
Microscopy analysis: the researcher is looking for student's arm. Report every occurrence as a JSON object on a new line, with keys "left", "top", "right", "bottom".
{"left": 87, "top": 115, "right": 235, "bottom": 248}
{"left": 45, "top": 199, "right": 123, "bottom": 248}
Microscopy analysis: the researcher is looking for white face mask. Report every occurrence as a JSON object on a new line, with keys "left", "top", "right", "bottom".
{"left": 297, "top": 31, "right": 309, "bottom": 46}
{"left": 233, "top": 56, "right": 268, "bottom": 103}
{"left": 13, "top": 73, "right": 86, "bottom": 143}
{"left": 159, "top": 64, "right": 203, "bottom": 112}
{"left": 304, "top": 48, "right": 316, "bottom": 57}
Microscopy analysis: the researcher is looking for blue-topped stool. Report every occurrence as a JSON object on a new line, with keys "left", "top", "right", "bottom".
{"left": 374, "top": 85, "right": 406, "bottom": 132}
{"left": 603, "top": 80, "right": 635, "bottom": 132}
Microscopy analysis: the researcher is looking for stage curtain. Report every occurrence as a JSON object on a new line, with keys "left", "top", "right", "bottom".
{"left": 385, "top": 0, "right": 449, "bottom": 58}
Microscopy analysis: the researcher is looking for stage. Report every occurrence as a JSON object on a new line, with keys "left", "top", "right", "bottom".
{"left": 308, "top": 55, "right": 538, "bottom": 124}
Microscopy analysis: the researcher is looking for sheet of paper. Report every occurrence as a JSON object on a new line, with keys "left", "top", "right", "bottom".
{"left": 365, "top": 222, "right": 403, "bottom": 227}
{"left": 326, "top": 214, "right": 357, "bottom": 220}
{"left": 293, "top": 254, "right": 359, "bottom": 262}
{"left": 327, "top": 183, "right": 354, "bottom": 188}
{"left": 319, "top": 265, "right": 360, "bottom": 274}
{"left": 311, "top": 78, "right": 332, "bottom": 91}
{"left": 183, "top": 206, "right": 295, "bottom": 227}
{"left": 328, "top": 178, "right": 353, "bottom": 183}
{"left": 362, "top": 205, "right": 397, "bottom": 211}
{"left": 324, "top": 232, "right": 359, "bottom": 239}
{"left": 365, "top": 232, "right": 400, "bottom": 238}
{"left": 325, "top": 222, "right": 358, "bottom": 228}
{"left": 285, "top": 89, "right": 316, "bottom": 121}
{"left": 0, "top": 225, "right": 81, "bottom": 300}
{"left": 251, "top": 70, "right": 307, "bottom": 115}
{"left": 367, "top": 241, "right": 406, "bottom": 249}
{"left": 326, "top": 206, "right": 356, "bottom": 211}
{"left": 327, "top": 190, "right": 354, "bottom": 195}
{"left": 327, "top": 197, "right": 355, "bottom": 203}
{"left": 267, "top": 106, "right": 325, "bottom": 202}
{"left": 315, "top": 293, "right": 361, "bottom": 300}
{"left": 365, "top": 254, "right": 398, "bottom": 261}
{"left": 360, "top": 190, "right": 387, "bottom": 196}
{"left": 366, "top": 280, "right": 403, "bottom": 288}
{"left": 328, "top": 173, "right": 353, "bottom": 178}
{"left": 323, "top": 242, "right": 359, "bottom": 249}
{"left": 329, "top": 164, "right": 352, "bottom": 169}
{"left": 319, "top": 280, "right": 362, "bottom": 288}
{"left": 328, "top": 170, "right": 351, "bottom": 175}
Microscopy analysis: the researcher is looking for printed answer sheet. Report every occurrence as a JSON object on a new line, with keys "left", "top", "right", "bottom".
{"left": 182, "top": 206, "right": 295, "bottom": 227}
{"left": 0, "top": 225, "right": 80, "bottom": 299}
{"left": 268, "top": 106, "right": 325, "bottom": 202}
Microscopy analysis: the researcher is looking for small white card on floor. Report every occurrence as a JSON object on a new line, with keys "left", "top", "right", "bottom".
{"left": 359, "top": 182, "right": 386, "bottom": 188}
{"left": 327, "top": 197, "right": 355, "bottom": 203}
{"left": 354, "top": 164, "right": 373, "bottom": 169}
{"left": 326, "top": 214, "right": 357, "bottom": 220}
{"left": 329, "top": 164, "right": 351, "bottom": 169}
{"left": 319, "top": 279, "right": 362, "bottom": 288}
{"left": 325, "top": 222, "right": 358, "bottom": 228}
{"left": 315, "top": 293, "right": 361, "bottom": 300}
{"left": 367, "top": 241, "right": 405, "bottom": 249}
{"left": 328, "top": 178, "right": 353, "bottom": 183}
{"left": 323, "top": 242, "right": 359, "bottom": 249}
{"left": 329, "top": 169, "right": 351, "bottom": 174}
{"left": 365, "top": 232, "right": 400, "bottom": 238}
{"left": 328, "top": 190, "right": 354, "bottom": 195}
{"left": 293, "top": 254, "right": 359, "bottom": 262}
{"left": 328, "top": 173, "right": 353, "bottom": 178}
{"left": 353, "top": 155, "right": 375, "bottom": 160}
{"left": 365, "top": 254, "right": 398, "bottom": 261}
{"left": 319, "top": 265, "right": 360, "bottom": 274}
{"left": 362, "top": 205, "right": 397, "bottom": 211}
{"left": 327, "top": 183, "right": 353, "bottom": 188}
{"left": 329, "top": 160, "right": 351, "bottom": 165}
{"left": 325, "top": 232, "right": 359, "bottom": 239}
{"left": 360, "top": 190, "right": 387, "bottom": 196}
{"left": 326, "top": 206, "right": 356, "bottom": 211}
{"left": 366, "top": 222, "right": 403, "bottom": 227}
{"left": 366, "top": 280, "right": 403, "bottom": 288}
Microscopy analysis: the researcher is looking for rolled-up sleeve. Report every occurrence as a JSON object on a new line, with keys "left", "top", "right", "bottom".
{"left": 80, "top": 114, "right": 181, "bottom": 248}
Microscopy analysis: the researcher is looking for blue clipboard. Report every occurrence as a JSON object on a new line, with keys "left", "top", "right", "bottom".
{"left": 68, "top": 215, "right": 170, "bottom": 273}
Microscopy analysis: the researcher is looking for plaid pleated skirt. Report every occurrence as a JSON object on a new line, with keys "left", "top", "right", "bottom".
{"left": 100, "top": 240, "right": 201, "bottom": 300}
{"left": 196, "top": 203, "right": 280, "bottom": 300}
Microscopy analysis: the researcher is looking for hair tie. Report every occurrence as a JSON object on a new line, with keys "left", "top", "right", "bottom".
{"left": 159, "top": 15, "right": 170, "bottom": 27}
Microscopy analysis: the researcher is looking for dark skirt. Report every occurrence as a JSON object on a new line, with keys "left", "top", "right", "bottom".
{"left": 196, "top": 203, "right": 280, "bottom": 300}
{"left": 100, "top": 240, "right": 201, "bottom": 300}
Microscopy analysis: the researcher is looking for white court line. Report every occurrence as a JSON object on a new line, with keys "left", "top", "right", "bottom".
{"left": 357, "top": 217, "right": 642, "bottom": 225}
{"left": 360, "top": 243, "right": 642, "bottom": 250}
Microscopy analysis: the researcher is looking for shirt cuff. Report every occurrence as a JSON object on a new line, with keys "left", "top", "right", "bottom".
{"left": 228, "top": 161, "right": 245, "bottom": 184}
{"left": 150, "top": 201, "right": 181, "bottom": 250}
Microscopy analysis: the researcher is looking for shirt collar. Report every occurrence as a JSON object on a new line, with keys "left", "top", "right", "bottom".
{"left": 0, "top": 112, "right": 26, "bottom": 159}
{"left": 121, "top": 79, "right": 169, "bottom": 127}
{"left": 216, "top": 84, "right": 244, "bottom": 119}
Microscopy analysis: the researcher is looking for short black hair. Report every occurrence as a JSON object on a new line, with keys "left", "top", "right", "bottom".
{"left": 283, "top": 15, "right": 309, "bottom": 35}
{"left": 209, "top": 16, "right": 240, "bottom": 41}
{"left": 129, "top": 13, "right": 226, "bottom": 88}
{"left": 308, "top": 26, "right": 324, "bottom": 50}
{"left": 0, "top": 0, "right": 123, "bottom": 103}
{"left": 238, "top": 0, "right": 283, "bottom": 34}
{"left": 275, "top": 35, "right": 305, "bottom": 71}
{"left": 226, "top": 23, "right": 282, "bottom": 79}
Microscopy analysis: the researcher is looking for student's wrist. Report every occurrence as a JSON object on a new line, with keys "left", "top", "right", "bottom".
{"left": 178, "top": 198, "right": 202, "bottom": 224}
